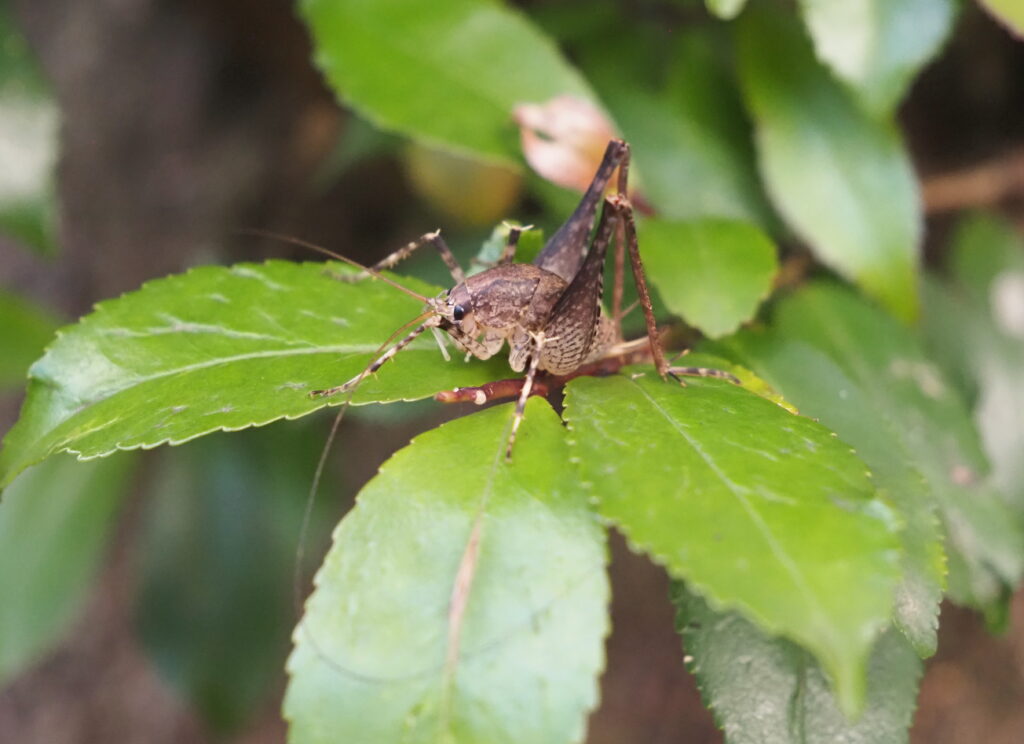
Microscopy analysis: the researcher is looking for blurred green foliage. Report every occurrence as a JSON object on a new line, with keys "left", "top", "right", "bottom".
{"left": 1, "top": 1, "right": 1023, "bottom": 743}
{"left": 0, "top": 3, "right": 58, "bottom": 255}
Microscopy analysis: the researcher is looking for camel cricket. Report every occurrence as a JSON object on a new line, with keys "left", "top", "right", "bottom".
{"left": 311, "top": 139, "right": 735, "bottom": 457}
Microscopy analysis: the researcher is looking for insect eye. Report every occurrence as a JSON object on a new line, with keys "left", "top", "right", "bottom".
{"left": 452, "top": 304, "right": 466, "bottom": 321}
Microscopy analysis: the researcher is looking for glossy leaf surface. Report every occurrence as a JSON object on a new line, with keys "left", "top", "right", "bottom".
{"left": 737, "top": 9, "right": 921, "bottom": 321}
{"left": 594, "top": 31, "right": 771, "bottom": 226}
{"left": 640, "top": 217, "right": 778, "bottom": 338}
{"left": 300, "top": 0, "right": 598, "bottom": 165}
{"left": 564, "top": 368, "right": 902, "bottom": 713}
{"left": 675, "top": 586, "right": 922, "bottom": 744}
{"left": 717, "top": 332, "right": 945, "bottom": 656}
{"left": 285, "top": 399, "right": 608, "bottom": 744}
{"left": 769, "top": 283, "right": 1024, "bottom": 617}
{"left": 796, "top": 0, "right": 956, "bottom": 115}
{"left": 0, "top": 261, "right": 510, "bottom": 488}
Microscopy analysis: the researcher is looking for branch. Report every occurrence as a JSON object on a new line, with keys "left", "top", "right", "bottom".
{"left": 922, "top": 149, "right": 1024, "bottom": 214}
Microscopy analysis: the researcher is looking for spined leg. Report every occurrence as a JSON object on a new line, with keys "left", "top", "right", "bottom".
{"left": 310, "top": 322, "right": 430, "bottom": 398}
{"left": 338, "top": 230, "right": 465, "bottom": 284}
{"left": 607, "top": 193, "right": 670, "bottom": 379}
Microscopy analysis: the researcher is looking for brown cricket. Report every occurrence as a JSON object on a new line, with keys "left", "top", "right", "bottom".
{"left": 311, "top": 139, "right": 735, "bottom": 457}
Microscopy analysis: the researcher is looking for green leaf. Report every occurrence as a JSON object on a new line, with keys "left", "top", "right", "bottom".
{"left": 706, "top": 0, "right": 748, "bottom": 20}
{"left": 921, "top": 214, "right": 1024, "bottom": 518}
{"left": 979, "top": 0, "right": 1024, "bottom": 38}
{"left": 796, "top": 0, "right": 957, "bottom": 116}
{"left": 769, "top": 282, "right": 1024, "bottom": 616}
{"left": 675, "top": 585, "right": 923, "bottom": 744}
{"left": 737, "top": 9, "right": 921, "bottom": 322}
{"left": 716, "top": 333, "right": 945, "bottom": 656}
{"left": 0, "top": 261, "right": 511, "bottom": 489}
{"left": 0, "top": 290, "right": 59, "bottom": 390}
{"left": 591, "top": 31, "right": 771, "bottom": 226}
{"left": 0, "top": 453, "right": 135, "bottom": 684}
{"left": 948, "top": 212, "right": 1024, "bottom": 305}
{"left": 299, "top": 0, "right": 599, "bottom": 166}
{"left": 564, "top": 369, "right": 902, "bottom": 715}
{"left": 0, "top": 5, "right": 58, "bottom": 254}
{"left": 639, "top": 217, "right": 778, "bottom": 338}
{"left": 470, "top": 223, "right": 544, "bottom": 273}
{"left": 136, "top": 424, "right": 334, "bottom": 732}
{"left": 285, "top": 399, "right": 608, "bottom": 744}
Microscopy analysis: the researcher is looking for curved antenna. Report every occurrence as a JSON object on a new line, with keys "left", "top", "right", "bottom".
{"left": 237, "top": 227, "right": 432, "bottom": 304}
{"left": 292, "top": 308, "right": 434, "bottom": 675}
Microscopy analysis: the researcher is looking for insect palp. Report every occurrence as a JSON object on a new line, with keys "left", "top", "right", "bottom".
{"left": 430, "top": 326, "right": 452, "bottom": 362}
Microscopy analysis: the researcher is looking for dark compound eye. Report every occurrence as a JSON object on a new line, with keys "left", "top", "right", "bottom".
{"left": 452, "top": 304, "right": 466, "bottom": 321}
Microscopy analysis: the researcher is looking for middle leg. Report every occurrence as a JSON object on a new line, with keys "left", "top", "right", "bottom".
{"left": 338, "top": 230, "right": 465, "bottom": 284}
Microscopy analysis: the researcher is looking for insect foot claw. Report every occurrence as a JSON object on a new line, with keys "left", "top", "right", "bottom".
{"left": 667, "top": 366, "right": 741, "bottom": 385}
{"left": 310, "top": 380, "right": 358, "bottom": 398}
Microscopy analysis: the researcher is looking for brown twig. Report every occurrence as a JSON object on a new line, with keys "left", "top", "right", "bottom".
{"left": 434, "top": 345, "right": 656, "bottom": 406}
{"left": 922, "top": 149, "right": 1024, "bottom": 214}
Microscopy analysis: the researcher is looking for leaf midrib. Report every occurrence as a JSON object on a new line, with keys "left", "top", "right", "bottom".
{"left": 437, "top": 409, "right": 511, "bottom": 738}
{"left": 629, "top": 377, "right": 834, "bottom": 641}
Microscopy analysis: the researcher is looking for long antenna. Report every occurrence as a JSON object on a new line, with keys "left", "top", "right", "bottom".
{"left": 237, "top": 228, "right": 433, "bottom": 304}
{"left": 292, "top": 309, "right": 434, "bottom": 659}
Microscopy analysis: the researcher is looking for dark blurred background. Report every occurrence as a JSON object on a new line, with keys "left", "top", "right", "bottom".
{"left": 0, "top": 1, "right": 1022, "bottom": 742}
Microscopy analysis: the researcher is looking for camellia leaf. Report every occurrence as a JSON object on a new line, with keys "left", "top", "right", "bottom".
{"left": 674, "top": 585, "right": 923, "bottom": 744}
{"left": 796, "top": 0, "right": 957, "bottom": 116}
{"left": 0, "top": 453, "right": 135, "bottom": 684}
{"left": 564, "top": 367, "right": 902, "bottom": 714}
{"left": 706, "top": 0, "right": 748, "bottom": 20}
{"left": 587, "top": 30, "right": 771, "bottom": 226}
{"left": 716, "top": 332, "right": 945, "bottom": 657}
{"left": 639, "top": 217, "right": 778, "bottom": 338}
{"left": 921, "top": 214, "right": 1024, "bottom": 519}
{"left": 0, "top": 5, "right": 59, "bottom": 254}
{"left": 0, "top": 290, "right": 59, "bottom": 390}
{"left": 285, "top": 399, "right": 608, "bottom": 744}
{"left": 737, "top": 9, "right": 921, "bottom": 322}
{"left": 769, "top": 282, "right": 1024, "bottom": 619}
{"left": 978, "top": 0, "right": 1024, "bottom": 38}
{"left": 0, "top": 261, "right": 510, "bottom": 489}
{"left": 136, "top": 424, "right": 335, "bottom": 733}
{"left": 299, "top": 0, "right": 600, "bottom": 166}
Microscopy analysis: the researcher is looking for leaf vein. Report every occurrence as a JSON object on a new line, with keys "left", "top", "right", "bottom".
{"left": 629, "top": 379, "right": 830, "bottom": 629}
